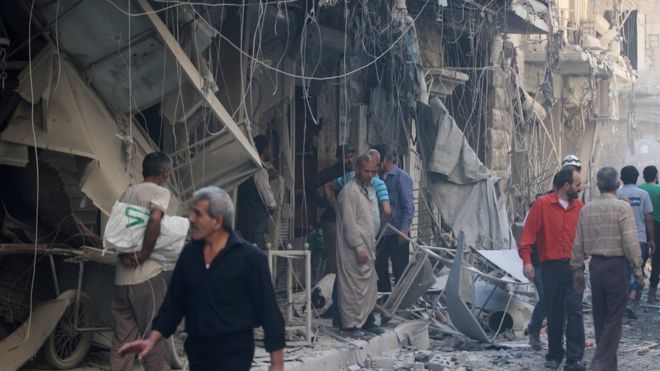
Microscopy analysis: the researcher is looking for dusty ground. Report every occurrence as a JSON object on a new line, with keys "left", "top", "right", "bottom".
{"left": 21, "top": 302, "right": 660, "bottom": 371}
{"left": 379, "top": 302, "right": 660, "bottom": 371}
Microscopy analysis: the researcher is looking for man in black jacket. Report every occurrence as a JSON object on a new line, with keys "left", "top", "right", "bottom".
{"left": 118, "top": 186, "right": 285, "bottom": 371}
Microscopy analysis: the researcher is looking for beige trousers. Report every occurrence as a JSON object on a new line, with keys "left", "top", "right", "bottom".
{"left": 110, "top": 272, "right": 171, "bottom": 371}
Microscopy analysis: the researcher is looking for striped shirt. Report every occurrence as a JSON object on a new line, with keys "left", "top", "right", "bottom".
{"left": 570, "top": 193, "right": 643, "bottom": 276}
{"left": 336, "top": 172, "right": 389, "bottom": 202}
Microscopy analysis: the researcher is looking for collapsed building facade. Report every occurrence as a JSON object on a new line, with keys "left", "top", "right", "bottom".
{"left": 0, "top": 0, "right": 652, "bottom": 370}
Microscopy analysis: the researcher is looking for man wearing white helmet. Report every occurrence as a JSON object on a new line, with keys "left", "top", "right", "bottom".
{"left": 562, "top": 155, "right": 584, "bottom": 196}
{"left": 562, "top": 155, "right": 582, "bottom": 172}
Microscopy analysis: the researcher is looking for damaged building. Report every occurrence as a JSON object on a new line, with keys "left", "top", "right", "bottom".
{"left": 0, "top": 0, "right": 656, "bottom": 370}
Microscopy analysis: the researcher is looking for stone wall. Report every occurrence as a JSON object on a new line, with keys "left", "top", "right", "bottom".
{"left": 486, "top": 35, "right": 515, "bottom": 193}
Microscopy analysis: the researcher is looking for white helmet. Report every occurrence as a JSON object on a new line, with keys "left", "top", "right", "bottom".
{"left": 562, "top": 154, "right": 582, "bottom": 169}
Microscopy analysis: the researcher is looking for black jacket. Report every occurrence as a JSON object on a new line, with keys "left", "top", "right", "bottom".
{"left": 152, "top": 233, "right": 285, "bottom": 352}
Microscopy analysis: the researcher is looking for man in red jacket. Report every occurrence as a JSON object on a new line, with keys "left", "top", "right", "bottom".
{"left": 518, "top": 166, "right": 586, "bottom": 371}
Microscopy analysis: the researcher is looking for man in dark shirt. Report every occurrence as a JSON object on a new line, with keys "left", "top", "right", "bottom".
{"left": 373, "top": 144, "right": 414, "bottom": 293}
{"left": 119, "top": 186, "right": 285, "bottom": 371}
{"left": 307, "top": 144, "right": 355, "bottom": 274}
{"left": 639, "top": 166, "right": 660, "bottom": 303}
{"left": 236, "top": 135, "right": 277, "bottom": 249}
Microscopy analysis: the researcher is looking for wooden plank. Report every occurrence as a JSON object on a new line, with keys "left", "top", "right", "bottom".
{"left": 0, "top": 244, "right": 76, "bottom": 255}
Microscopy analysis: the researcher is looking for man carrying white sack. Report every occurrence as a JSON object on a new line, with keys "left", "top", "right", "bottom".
{"left": 109, "top": 152, "right": 174, "bottom": 371}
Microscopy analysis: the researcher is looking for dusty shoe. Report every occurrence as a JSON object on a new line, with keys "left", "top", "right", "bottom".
{"left": 544, "top": 359, "right": 561, "bottom": 369}
{"left": 342, "top": 327, "right": 368, "bottom": 338}
{"left": 564, "top": 360, "right": 587, "bottom": 371}
{"left": 529, "top": 332, "right": 542, "bottom": 351}
{"left": 362, "top": 324, "right": 385, "bottom": 335}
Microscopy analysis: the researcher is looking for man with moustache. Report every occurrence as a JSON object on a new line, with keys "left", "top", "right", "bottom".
{"left": 328, "top": 148, "right": 391, "bottom": 234}
{"left": 308, "top": 144, "right": 356, "bottom": 275}
{"left": 518, "top": 166, "right": 586, "bottom": 371}
{"left": 118, "top": 187, "right": 285, "bottom": 371}
{"left": 335, "top": 153, "right": 380, "bottom": 333}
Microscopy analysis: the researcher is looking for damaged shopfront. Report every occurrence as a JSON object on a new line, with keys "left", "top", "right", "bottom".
{"left": 0, "top": 0, "right": 644, "bottom": 370}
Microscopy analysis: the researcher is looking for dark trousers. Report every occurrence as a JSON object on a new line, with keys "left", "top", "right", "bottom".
{"left": 322, "top": 221, "right": 338, "bottom": 274}
{"left": 331, "top": 276, "right": 341, "bottom": 328}
{"left": 590, "top": 256, "right": 629, "bottom": 371}
{"left": 528, "top": 264, "right": 545, "bottom": 335}
{"left": 650, "top": 221, "right": 660, "bottom": 288}
{"left": 184, "top": 333, "right": 255, "bottom": 371}
{"left": 376, "top": 235, "right": 410, "bottom": 292}
{"left": 541, "top": 259, "right": 584, "bottom": 363}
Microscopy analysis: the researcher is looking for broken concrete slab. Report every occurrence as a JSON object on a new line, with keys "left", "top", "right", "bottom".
{"left": 445, "top": 232, "right": 491, "bottom": 343}
{"left": 253, "top": 326, "right": 400, "bottom": 371}
{"left": 394, "top": 320, "right": 430, "bottom": 350}
{"left": 476, "top": 249, "right": 529, "bottom": 283}
{"left": 0, "top": 292, "right": 71, "bottom": 370}
{"left": 382, "top": 248, "right": 437, "bottom": 316}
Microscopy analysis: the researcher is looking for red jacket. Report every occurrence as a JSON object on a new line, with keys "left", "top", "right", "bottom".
{"left": 518, "top": 193, "right": 583, "bottom": 264}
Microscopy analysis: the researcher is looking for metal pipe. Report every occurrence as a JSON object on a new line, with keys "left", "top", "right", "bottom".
{"left": 305, "top": 250, "right": 312, "bottom": 343}
{"left": 74, "top": 261, "right": 84, "bottom": 330}
{"left": 287, "top": 258, "right": 293, "bottom": 322}
{"left": 73, "top": 261, "right": 112, "bottom": 332}
{"left": 268, "top": 251, "right": 275, "bottom": 284}
{"left": 48, "top": 255, "right": 60, "bottom": 297}
{"left": 384, "top": 223, "right": 442, "bottom": 259}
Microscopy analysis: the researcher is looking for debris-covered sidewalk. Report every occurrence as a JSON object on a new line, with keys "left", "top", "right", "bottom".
{"left": 19, "top": 286, "right": 660, "bottom": 371}
{"left": 251, "top": 303, "right": 660, "bottom": 371}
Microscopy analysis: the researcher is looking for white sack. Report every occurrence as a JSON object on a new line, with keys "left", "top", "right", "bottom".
{"left": 103, "top": 201, "right": 189, "bottom": 262}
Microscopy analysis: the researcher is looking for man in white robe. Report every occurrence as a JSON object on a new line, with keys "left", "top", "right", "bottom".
{"left": 336, "top": 153, "right": 379, "bottom": 331}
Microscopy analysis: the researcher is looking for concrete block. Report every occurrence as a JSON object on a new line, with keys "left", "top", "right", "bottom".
{"left": 487, "top": 128, "right": 511, "bottom": 149}
{"left": 489, "top": 152, "right": 511, "bottom": 172}
{"left": 369, "top": 356, "right": 395, "bottom": 368}
{"left": 426, "top": 362, "right": 446, "bottom": 371}
{"left": 491, "top": 71, "right": 509, "bottom": 87}
{"left": 490, "top": 110, "right": 514, "bottom": 131}
{"left": 492, "top": 86, "right": 511, "bottom": 105}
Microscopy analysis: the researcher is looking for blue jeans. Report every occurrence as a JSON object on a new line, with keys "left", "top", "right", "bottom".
{"left": 629, "top": 242, "right": 649, "bottom": 292}
{"left": 528, "top": 264, "right": 545, "bottom": 335}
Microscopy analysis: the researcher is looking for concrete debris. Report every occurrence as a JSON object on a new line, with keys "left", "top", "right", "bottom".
{"left": 394, "top": 321, "right": 430, "bottom": 350}
{"left": 1, "top": 0, "right": 653, "bottom": 368}
{"left": 381, "top": 248, "right": 437, "bottom": 316}
{"left": 474, "top": 279, "right": 534, "bottom": 337}
{"left": 474, "top": 250, "right": 528, "bottom": 284}
{"left": 444, "top": 232, "right": 491, "bottom": 343}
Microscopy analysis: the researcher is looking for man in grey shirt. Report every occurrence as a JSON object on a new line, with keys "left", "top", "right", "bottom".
{"left": 110, "top": 152, "right": 173, "bottom": 371}
{"left": 617, "top": 165, "right": 654, "bottom": 317}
